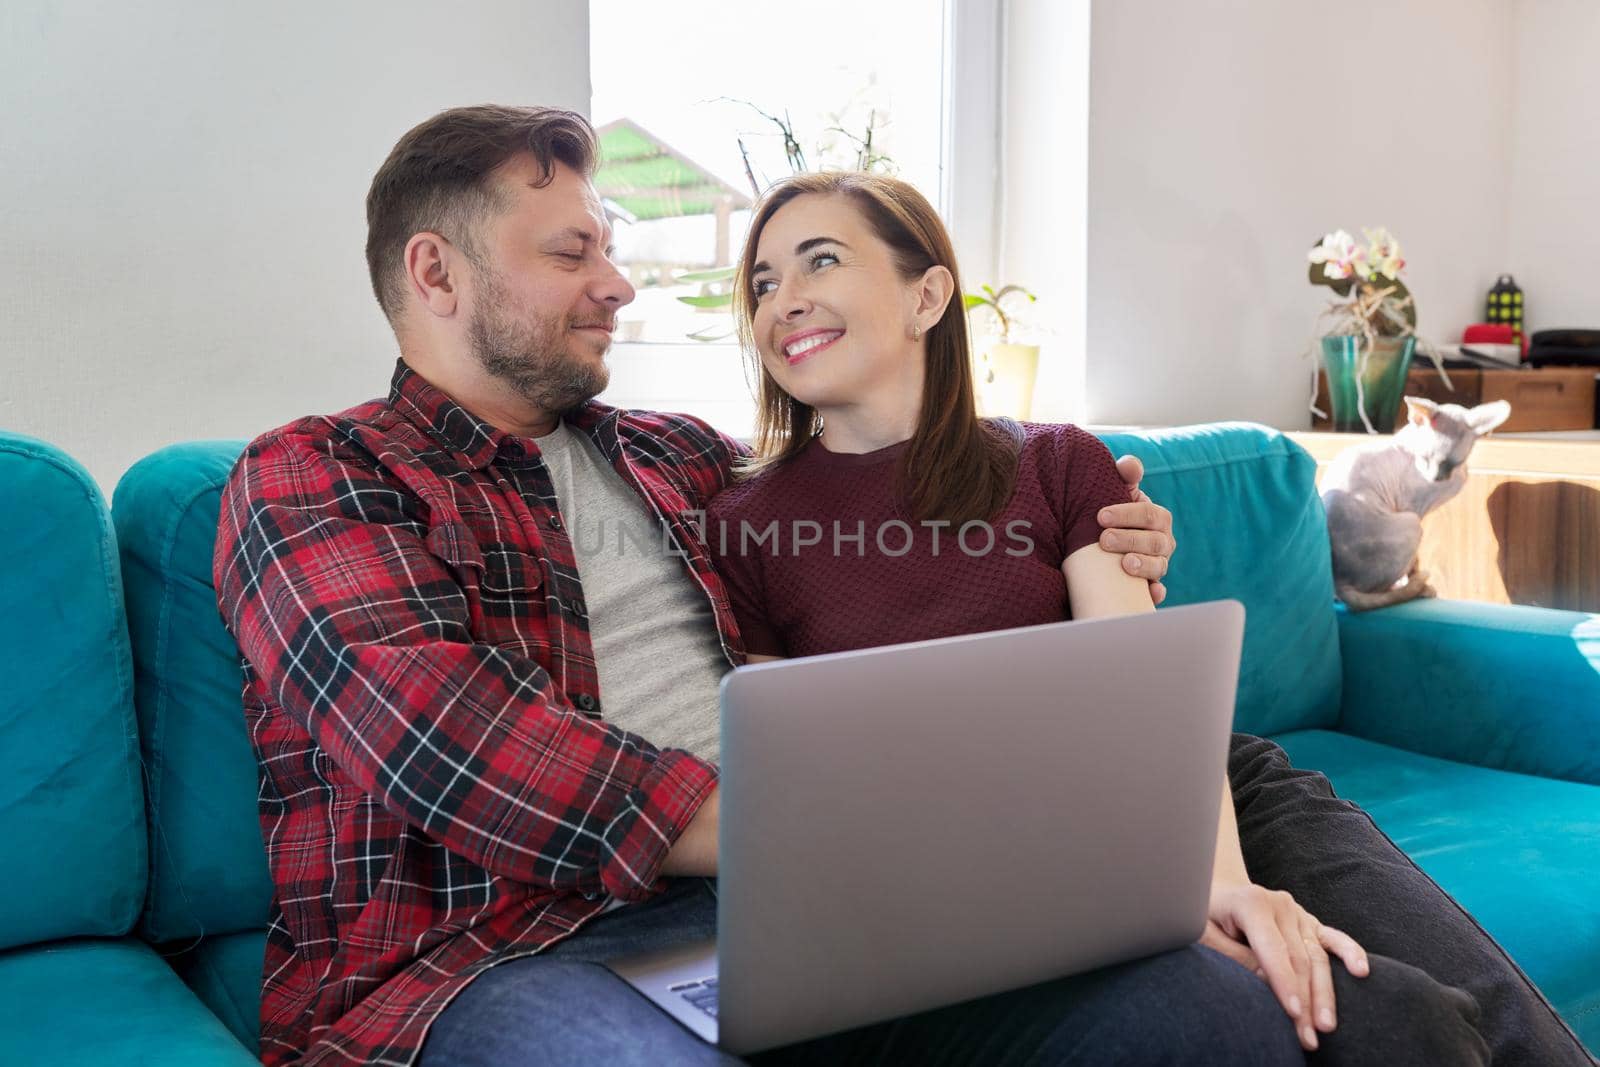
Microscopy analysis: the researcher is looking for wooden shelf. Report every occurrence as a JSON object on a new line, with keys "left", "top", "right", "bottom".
{"left": 1311, "top": 366, "right": 1597, "bottom": 433}
{"left": 1289, "top": 431, "right": 1600, "bottom": 613}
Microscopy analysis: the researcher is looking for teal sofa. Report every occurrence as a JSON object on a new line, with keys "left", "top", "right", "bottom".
{"left": 0, "top": 432, "right": 259, "bottom": 1065}
{"left": 0, "top": 422, "right": 1596, "bottom": 1062}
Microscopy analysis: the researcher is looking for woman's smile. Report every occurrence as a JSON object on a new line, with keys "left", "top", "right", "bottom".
{"left": 781, "top": 328, "right": 845, "bottom": 365}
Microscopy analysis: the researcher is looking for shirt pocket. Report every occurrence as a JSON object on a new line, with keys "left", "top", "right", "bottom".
{"left": 422, "top": 520, "right": 492, "bottom": 635}
{"left": 479, "top": 544, "right": 554, "bottom": 655}
{"left": 424, "top": 519, "right": 486, "bottom": 576}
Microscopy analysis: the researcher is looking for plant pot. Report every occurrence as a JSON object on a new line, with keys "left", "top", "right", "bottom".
{"left": 976, "top": 343, "right": 1040, "bottom": 420}
{"left": 1319, "top": 335, "right": 1416, "bottom": 433}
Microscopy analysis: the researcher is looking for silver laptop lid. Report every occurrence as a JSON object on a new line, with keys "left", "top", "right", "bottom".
{"left": 715, "top": 600, "right": 1245, "bottom": 1054}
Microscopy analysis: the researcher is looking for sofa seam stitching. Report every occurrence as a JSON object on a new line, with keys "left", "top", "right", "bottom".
{"left": 143, "top": 470, "right": 229, "bottom": 942}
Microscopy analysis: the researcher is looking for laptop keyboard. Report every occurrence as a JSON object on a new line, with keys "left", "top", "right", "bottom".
{"left": 670, "top": 976, "right": 719, "bottom": 1018}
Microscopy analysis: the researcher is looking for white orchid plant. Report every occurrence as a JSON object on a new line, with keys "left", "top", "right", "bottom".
{"left": 1307, "top": 227, "right": 1414, "bottom": 337}
{"left": 1306, "top": 226, "right": 1449, "bottom": 428}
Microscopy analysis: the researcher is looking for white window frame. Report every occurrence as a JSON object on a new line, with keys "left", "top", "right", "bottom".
{"left": 591, "top": 0, "right": 1010, "bottom": 435}
{"left": 943, "top": 0, "right": 1004, "bottom": 288}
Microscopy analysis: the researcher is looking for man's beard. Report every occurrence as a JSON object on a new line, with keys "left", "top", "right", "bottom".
{"left": 467, "top": 266, "right": 610, "bottom": 414}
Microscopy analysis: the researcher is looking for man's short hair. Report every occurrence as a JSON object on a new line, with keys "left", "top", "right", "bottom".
{"left": 365, "top": 104, "right": 598, "bottom": 324}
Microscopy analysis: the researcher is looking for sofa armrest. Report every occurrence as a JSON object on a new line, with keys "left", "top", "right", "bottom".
{"left": 1337, "top": 598, "right": 1600, "bottom": 785}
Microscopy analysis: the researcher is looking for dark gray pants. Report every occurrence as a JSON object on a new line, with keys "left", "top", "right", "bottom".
{"left": 1229, "top": 732, "right": 1595, "bottom": 1066}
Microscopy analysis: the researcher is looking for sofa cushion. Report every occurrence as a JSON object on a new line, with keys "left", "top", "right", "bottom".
{"left": 0, "top": 937, "right": 258, "bottom": 1064}
{"left": 0, "top": 432, "right": 145, "bottom": 950}
{"left": 1096, "top": 424, "right": 1341, "bottom": 735}
{"left": 167, "top": 929, "right": 267, "bottom": 1052}
{"left": 1274, "top": 728, "right": 1600, "bottom": 1053}
{"left": 112, "top": 440, "right": 270, "bottom": 942}
{"left": 1336, "top": 599, "right": 1600, "bottom": 785}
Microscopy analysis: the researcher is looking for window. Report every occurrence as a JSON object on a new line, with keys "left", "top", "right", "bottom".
{"left": 589, "top": 0, "right": 957, "bottom": 434}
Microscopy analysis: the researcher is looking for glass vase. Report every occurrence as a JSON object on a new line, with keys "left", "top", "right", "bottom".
{"left": 1320, "top": 335, "right": 1416, "bottom": 433}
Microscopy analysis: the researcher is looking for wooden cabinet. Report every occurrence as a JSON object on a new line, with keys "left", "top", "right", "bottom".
{"left": 1481, "top": 369, "right": 1597, "bottom": 431}
{"left": 1291, "top": 432, "right": 1600, "bottom": 612}
{"left": 1312, "top": 366, "right": 1596, "bottom": 432}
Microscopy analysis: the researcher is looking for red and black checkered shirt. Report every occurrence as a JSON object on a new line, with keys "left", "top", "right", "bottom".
{"left": 213, "top": 359, "right": 748, "bottom": 1065}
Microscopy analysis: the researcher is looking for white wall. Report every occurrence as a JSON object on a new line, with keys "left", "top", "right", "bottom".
{"left": 1085, "top": 0, "right": 1516, "bottom": 429}
{"left": 0, "top": 1, "right": 590, "bottom": 492}
{"left": 1507, "top": 0, "right": 1600, "bottom": 333}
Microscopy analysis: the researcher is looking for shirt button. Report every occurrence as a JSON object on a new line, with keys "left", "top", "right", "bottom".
{"left": 547, "top": 514, "right": 563, "bottom": 530}
{"left": 571, "top": 599, "right": 587, "bottom": 618}
{"left": 575, "top": 693, "right": 598, "bottom": 712}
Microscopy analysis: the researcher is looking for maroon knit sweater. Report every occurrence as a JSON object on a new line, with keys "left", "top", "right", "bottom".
{"left": 703, "top": 422, "right": 1134, "bottom": 658}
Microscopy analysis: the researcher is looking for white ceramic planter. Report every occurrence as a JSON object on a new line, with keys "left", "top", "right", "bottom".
{"left": 975, "top": 342, "right": 1041, "bottom": 420}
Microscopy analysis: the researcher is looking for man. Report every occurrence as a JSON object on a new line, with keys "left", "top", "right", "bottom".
{"left": 214, "top": 106, "right": 1588, "bottom": 1066}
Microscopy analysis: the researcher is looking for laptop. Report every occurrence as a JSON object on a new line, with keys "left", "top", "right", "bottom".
{"left": 606, "top": 599, "right": 1245, "bottom": 1055}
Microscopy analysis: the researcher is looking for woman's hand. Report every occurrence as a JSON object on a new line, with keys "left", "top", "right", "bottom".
{"left": 1203, "top": 881, "right": 1370, "bottom": 1051}
{"left": 1099, "top": 455, "right": 1175, "bottom": 605}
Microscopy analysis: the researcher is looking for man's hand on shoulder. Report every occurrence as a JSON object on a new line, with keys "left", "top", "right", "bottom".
{"left": 1098, "top": 455, "right": 1176, "bottom": 606}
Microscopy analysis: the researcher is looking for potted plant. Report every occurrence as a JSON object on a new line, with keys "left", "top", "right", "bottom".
{"left": 964, "top": 284, "right": 1039, "bottom": 419}
{"left": 1306, "top": 227, "right": 1445, "bottom": 433}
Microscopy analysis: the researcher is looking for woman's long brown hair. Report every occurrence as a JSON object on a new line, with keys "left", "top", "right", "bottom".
{"left": 731, "top": 171, "right": 1020, "bottom": 525}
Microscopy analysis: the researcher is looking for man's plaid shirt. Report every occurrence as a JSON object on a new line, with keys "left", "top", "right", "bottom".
{"left": 213, "top": 359, "right": 748, "bottom": 1065}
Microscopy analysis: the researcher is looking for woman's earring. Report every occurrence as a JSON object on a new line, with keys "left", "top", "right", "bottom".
{"left": 911, "top": 323, "right": 923, "bottom": 341}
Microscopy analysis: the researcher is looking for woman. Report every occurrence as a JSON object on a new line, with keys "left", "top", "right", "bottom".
{"left": 704, "top": 171, "right": 1503, "bottom": 1065}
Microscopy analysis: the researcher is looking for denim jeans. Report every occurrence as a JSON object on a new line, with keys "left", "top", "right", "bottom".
{"left": 419, "top": 875, "right": 1304, "bottom": 1066}
{"left": 1228, "top": 733, "right": 1596, "bottom": 1066}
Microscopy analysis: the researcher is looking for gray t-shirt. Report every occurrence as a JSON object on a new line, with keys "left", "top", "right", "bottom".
{"left": 533, "top": 421, "right": 728, "bottom": 761}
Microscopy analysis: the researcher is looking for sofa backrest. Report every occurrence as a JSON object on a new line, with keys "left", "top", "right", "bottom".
{"left": 111, "top": 422, "right": 1343, "bottom": 945}
{"left": 112, "top": 441, "right": 269, "bottom": 944}
{"left": 1096, "top": 423, "right": 1342, "bottom": 736}
{"left": 0, "top": 431, "right": 147, "bottom": 950}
